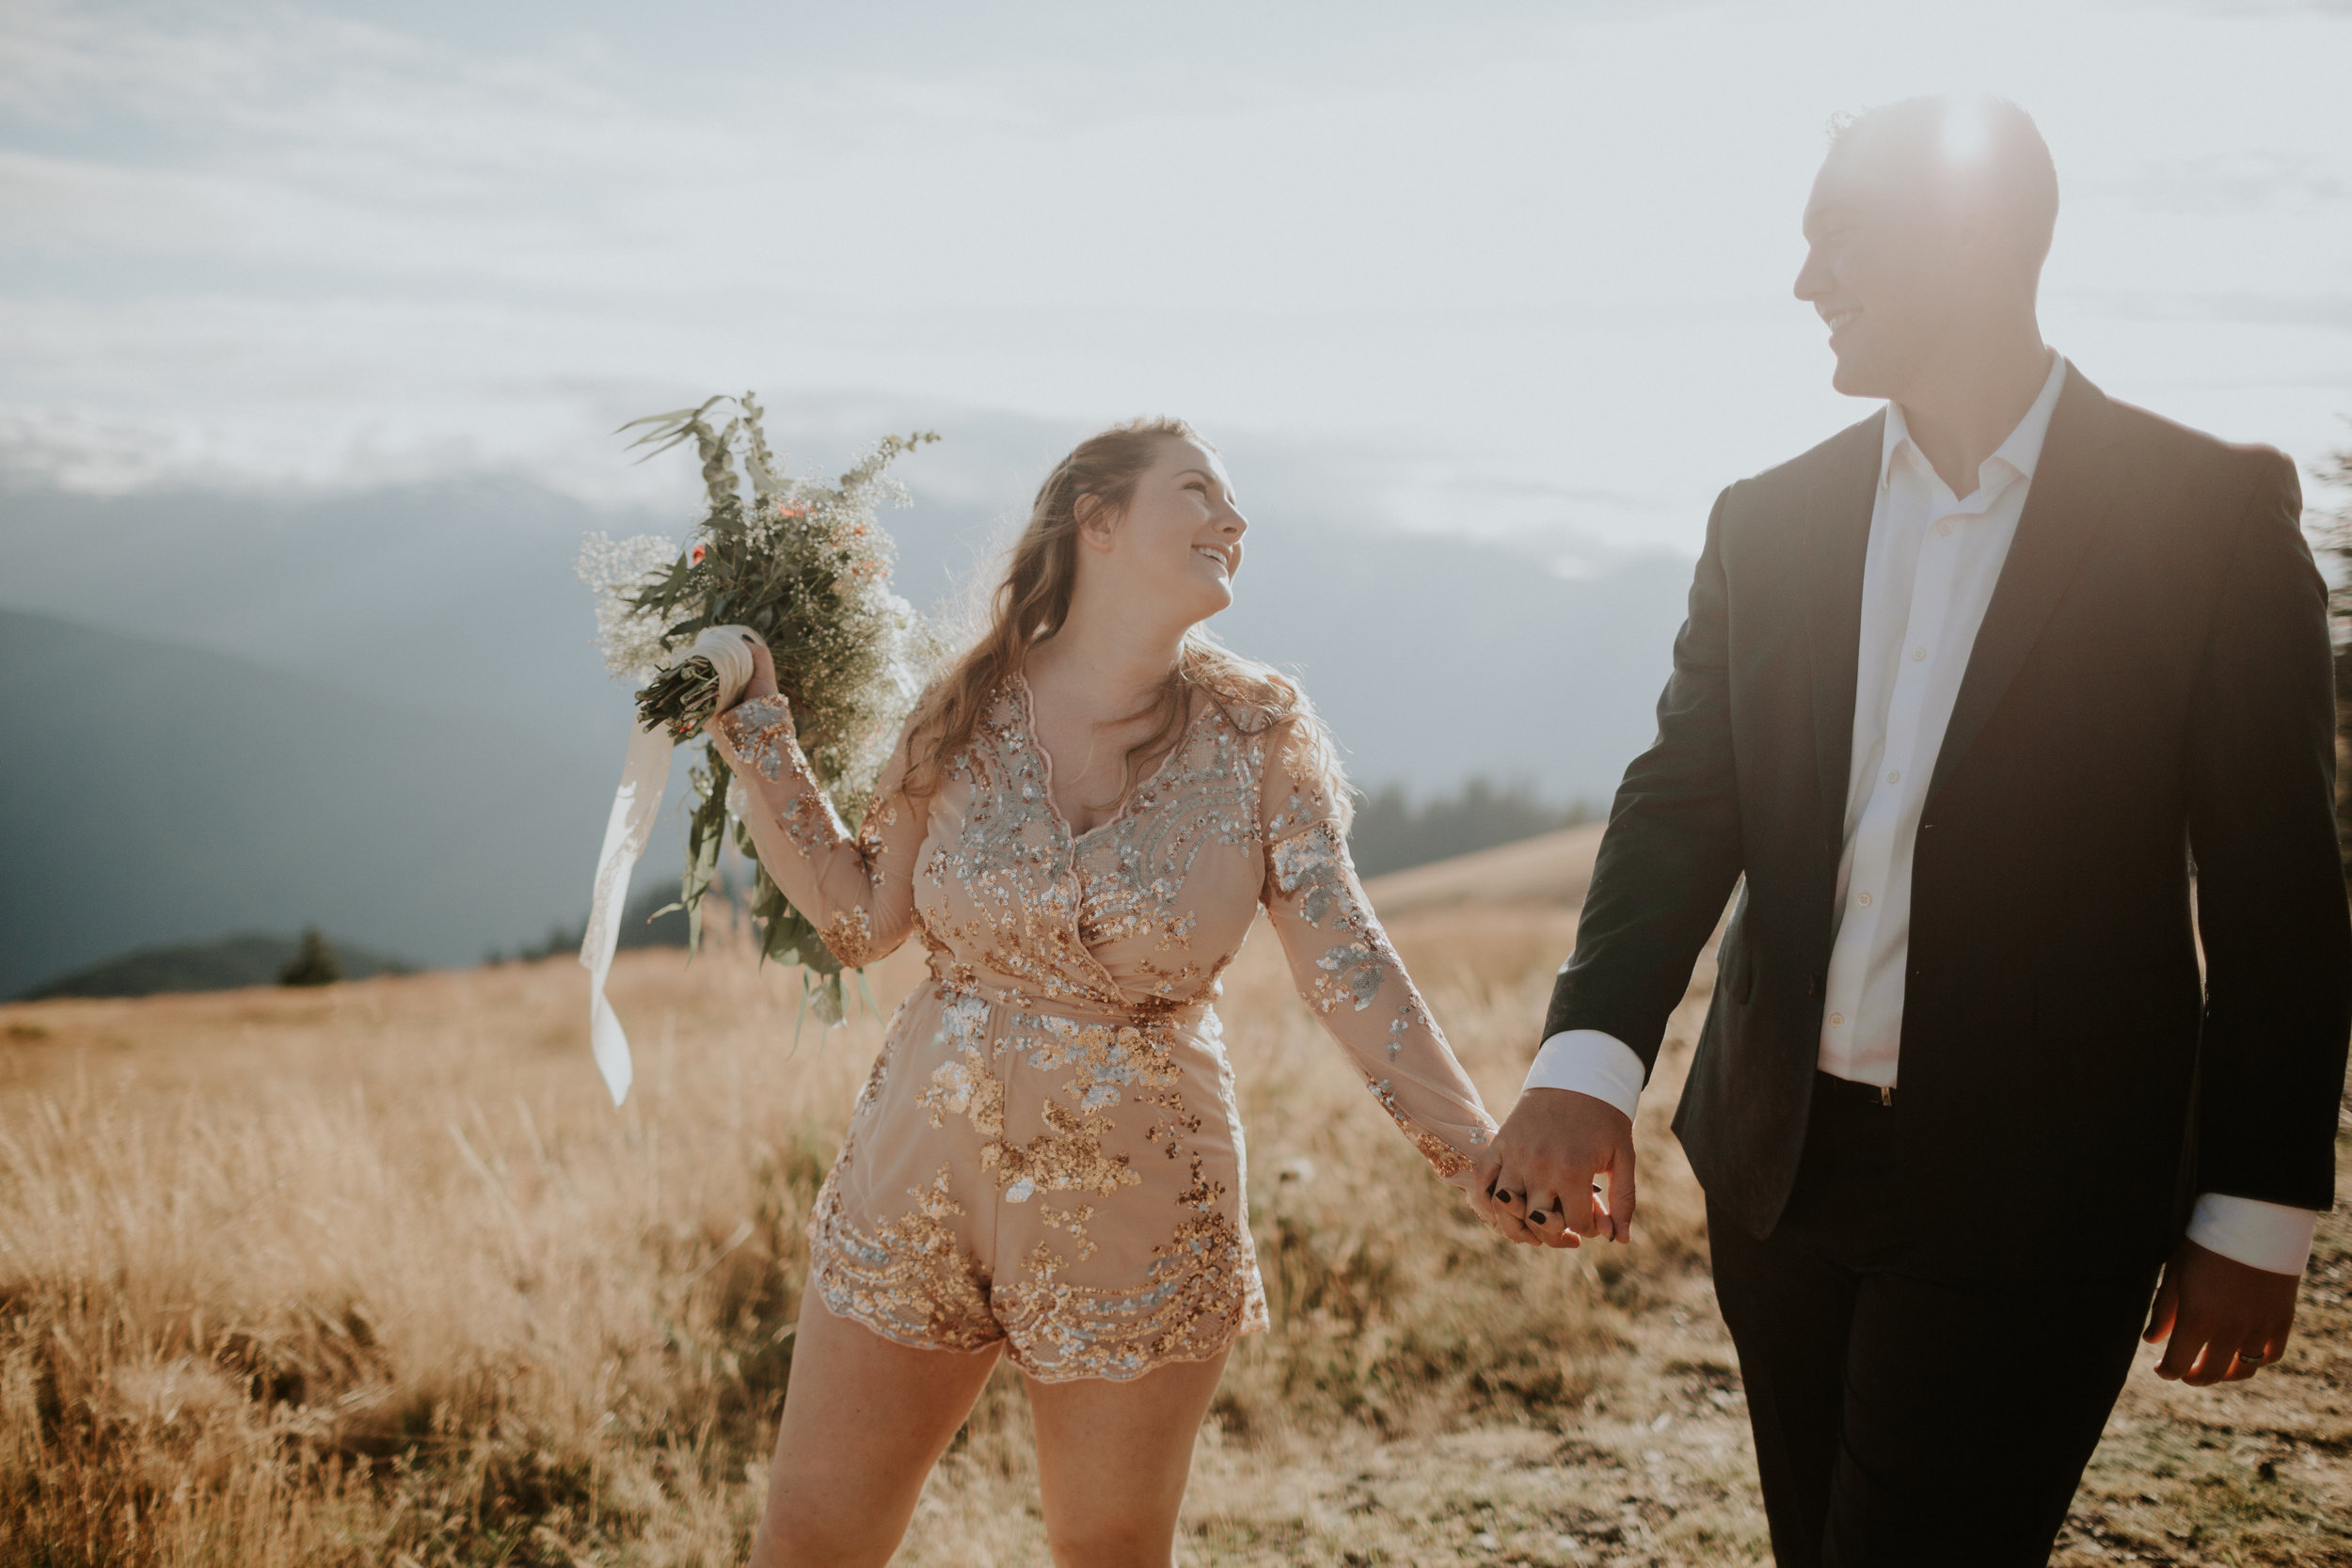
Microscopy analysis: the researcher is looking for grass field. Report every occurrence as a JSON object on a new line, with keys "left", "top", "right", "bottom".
{"left": 3, "top": 831, "right": 2348, "bottom": 1565}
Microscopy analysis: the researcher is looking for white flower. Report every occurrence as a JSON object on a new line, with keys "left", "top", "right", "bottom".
{"left": 574, "top": 531, "right": 676, "bottom": 682}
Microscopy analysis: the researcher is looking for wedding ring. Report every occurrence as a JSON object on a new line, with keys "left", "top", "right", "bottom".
{"left": 2237, "top": 1350, "right": 2266, "bottom": 1367}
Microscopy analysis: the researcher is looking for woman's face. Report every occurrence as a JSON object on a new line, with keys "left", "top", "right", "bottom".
{"left": 1078, "top": 437, "right": 1248, "bottom": 626}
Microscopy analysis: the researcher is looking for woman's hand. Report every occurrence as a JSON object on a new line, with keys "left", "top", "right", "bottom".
{"left": 1470, "top": 1152, "right": 1547, "bottom": 1246}
{"left": 703, "top": 631, "right": 787, "bottom": 743}
{"left": 739, "top": 630, "right": 781, "bottom": 703}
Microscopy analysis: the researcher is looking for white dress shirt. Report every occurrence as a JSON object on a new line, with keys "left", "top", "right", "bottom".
{"left": 1526, "top": 352, "right": 2318, "bottom": 1276}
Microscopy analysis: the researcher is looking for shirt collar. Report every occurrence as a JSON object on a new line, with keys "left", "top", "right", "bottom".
{"left": 1880, "top": 349, "right": 2069, "bottom": 499}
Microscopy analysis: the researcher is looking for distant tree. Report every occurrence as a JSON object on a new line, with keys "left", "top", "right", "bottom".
{"left": 1347, "top": 777, "right": 1596, "bottom": 879}
{"left": 278, "top": 927, "right": 343, "bottom": 987}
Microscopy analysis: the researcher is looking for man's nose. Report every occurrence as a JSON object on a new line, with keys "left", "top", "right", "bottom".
{"left": 1793, "top": 245, "right": 1826, "bottom": 301}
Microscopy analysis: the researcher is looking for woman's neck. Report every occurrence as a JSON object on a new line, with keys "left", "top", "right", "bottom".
{"left": 1025, "top": 597, "right": 1187, "bottom": 721}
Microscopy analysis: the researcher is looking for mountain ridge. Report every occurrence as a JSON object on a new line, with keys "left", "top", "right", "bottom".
{"left": 1, "top": 436, "right": 1692, "bottom": 994}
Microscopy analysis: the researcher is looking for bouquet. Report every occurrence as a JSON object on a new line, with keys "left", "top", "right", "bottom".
{"left": 576, "top": 392, "right": 942, "bottom": 1023}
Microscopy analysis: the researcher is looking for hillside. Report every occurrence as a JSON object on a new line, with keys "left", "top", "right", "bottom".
{"left": 23, "top": 932, "right": 416, "bottom": 1000}
{"left": 1361, "top": 819, "right": 1605, "bottom": 918}
{"left": 0, "top": 607, "right": 644, "bottom": 998}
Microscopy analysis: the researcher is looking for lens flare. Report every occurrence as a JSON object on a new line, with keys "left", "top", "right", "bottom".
{"left": 1941, "top": 97, "right": 1994, "bottom": 165}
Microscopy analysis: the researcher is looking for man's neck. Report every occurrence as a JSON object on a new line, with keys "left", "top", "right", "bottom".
{"left": 1895, "top": 329, "right": 2054, "bottom": 498}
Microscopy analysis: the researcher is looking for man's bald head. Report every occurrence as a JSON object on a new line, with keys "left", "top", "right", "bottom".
{"left": 1827, "top": 96, "right": 2060, "bottom": 281}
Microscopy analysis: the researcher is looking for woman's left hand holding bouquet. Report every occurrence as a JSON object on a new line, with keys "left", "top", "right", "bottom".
{"left": 731, "top": 627, "right": 781, "bottom": 706}
{"left": 705, "top": 631, "right": 805, "bottom": 791}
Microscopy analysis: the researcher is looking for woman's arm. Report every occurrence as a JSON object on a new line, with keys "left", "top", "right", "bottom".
{"left": 1257, "top": 717, "right": 1498, "bottom": 1190}
{"left": 706, "top": 653, "right": 925, "bottom": 967}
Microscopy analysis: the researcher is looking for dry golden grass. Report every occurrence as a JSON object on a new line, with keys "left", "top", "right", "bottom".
{"left": 2, "top": 846, "right": 2347, "bottom": 1565}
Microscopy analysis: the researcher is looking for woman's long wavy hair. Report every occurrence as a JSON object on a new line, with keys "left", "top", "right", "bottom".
{"left": 902, "top": 417, "right": 1342, "bottom": 818}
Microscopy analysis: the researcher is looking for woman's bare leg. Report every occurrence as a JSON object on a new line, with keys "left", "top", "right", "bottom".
{"left": 748, "top": 1295, "right": 1004, "bottom": 1568}
{"left": 1025, "top": 1350, "right": 1230, "bottom": 1568}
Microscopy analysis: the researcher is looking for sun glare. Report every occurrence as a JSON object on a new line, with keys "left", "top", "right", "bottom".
{"left": 1940, "top": 96, "right": 1994, "bottom": 165}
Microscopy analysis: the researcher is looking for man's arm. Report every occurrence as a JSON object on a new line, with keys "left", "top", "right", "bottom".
{"left": 1547, "top": 484, "right": 1750, "bottom": 1062}
{"left": 1476, "top": 486, "right": 1748, "bottom": 1244}
{"left": 2153, "top": 449, "right": 2352, "bottom": 1382}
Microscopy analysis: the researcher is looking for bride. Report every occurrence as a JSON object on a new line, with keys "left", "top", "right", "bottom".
{"left": 708, "top": 417, "right": 1565, "bottom": 1567}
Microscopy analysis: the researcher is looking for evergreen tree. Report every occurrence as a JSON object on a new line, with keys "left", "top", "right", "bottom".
{"left": 279, "top": 927, "right": 343, "bottom": 987}
{"left": 2317, "top": 441, "right": 2352, "bottom": 883}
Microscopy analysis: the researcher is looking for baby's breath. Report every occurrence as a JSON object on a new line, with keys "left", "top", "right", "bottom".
{"left": 573, "top": 531, "right": 676, "bottom": 681}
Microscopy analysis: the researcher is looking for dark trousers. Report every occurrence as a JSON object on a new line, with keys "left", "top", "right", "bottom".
{"left": 1708, "top": 1073, "right": 2160, "bottom": 1568}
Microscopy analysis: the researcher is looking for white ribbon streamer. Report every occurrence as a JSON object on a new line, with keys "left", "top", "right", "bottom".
{"left": 579, "top": 625, "right": 762, "bottom": 1105}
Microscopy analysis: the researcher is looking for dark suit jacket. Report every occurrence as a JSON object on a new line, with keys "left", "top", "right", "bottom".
{"left": 1545, "top": 366, "right": 2351, "bottom": 1276}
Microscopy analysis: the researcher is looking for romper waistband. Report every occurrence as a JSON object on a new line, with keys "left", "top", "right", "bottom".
{"left": 929, "top": 974, "right": 1215, "bottom": 1029}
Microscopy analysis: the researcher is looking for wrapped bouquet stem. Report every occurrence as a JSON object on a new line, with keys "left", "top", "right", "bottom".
{"left": 573, "top": 393, "right": 942, "bottom": 1103}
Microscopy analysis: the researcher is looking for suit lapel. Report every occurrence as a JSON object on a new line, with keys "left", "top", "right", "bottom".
{"left": 1804, "top": 414, "right": 1885, "bottom": 851}
{"left": 1927, "top": 367, "right": 2124, "bottom": 800}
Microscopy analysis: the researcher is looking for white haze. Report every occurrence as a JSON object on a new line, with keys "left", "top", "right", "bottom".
{"left": 3, "top": 0, "right": 2349, "bottom": 565}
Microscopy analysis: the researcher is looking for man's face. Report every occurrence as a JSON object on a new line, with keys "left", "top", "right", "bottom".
{"left": 1792, "top": 138, "right": 1971, "bottom": 402}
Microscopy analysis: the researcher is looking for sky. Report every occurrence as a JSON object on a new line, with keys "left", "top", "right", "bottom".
{"left": 3, "top": 0, "right": 2350, "bottom": 564}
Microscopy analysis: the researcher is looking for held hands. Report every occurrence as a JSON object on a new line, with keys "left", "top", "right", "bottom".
{"left": 2143, "top": 1237, "right": 2299, "bottom": 1386}
{"left": 1471, "top": 1088, "right": 1636, "bottom": 1249}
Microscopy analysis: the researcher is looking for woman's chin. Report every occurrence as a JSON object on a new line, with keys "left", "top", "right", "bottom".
{"left": 1170, "top": 567, "right": 1233, "bottom": 619}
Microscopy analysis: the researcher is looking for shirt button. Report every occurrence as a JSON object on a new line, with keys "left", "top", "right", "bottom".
{"left": 1911, "top": 646, "right": 1927, "bottom": 662}
{"left": 1857, "top": 892, "right": 1872, "bottom": 907}
{"left": 1830, "top": 1013, "right": 1846, "bottom": 1026}
{"left": 1935, "top": 519, "right": 1952, "bottom": 536}
{"left": 1885, "top": 770, "right": 1900, "bottom": 785}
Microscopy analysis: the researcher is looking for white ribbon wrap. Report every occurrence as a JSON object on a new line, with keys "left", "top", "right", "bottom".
{"left": 579, "top": 626, "right": 762, "bottom": 1105}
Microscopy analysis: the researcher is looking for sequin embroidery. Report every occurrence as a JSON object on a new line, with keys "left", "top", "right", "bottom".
{"left": 707, "top": 676, "right": 1495, "bottom": 1382}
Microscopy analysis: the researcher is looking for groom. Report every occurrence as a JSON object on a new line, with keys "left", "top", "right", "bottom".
{"left": 1475, "top": 97, "right": 2350, "bottom": 1565}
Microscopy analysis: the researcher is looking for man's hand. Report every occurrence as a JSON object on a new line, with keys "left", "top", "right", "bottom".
{"left": 2143, "top": 1238, "right": 2299, "bottom": 1386}
{"left": 1471, "top": 1088, "right": 1635, "bottom": 1249}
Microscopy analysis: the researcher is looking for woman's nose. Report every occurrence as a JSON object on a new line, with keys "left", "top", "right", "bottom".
{"left": 1220, "top": 503, "right": 1248, "bottom": 538}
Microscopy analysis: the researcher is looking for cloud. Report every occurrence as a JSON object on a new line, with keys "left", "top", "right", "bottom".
{"left": 2, "top": 0, "right": 2349, "bottom": 546}
{"left": 2119, "top": 152, "right": 2348, "bottom": 216}
{"left": 2060, "top": 289, "right": 2352, "bottom": 331}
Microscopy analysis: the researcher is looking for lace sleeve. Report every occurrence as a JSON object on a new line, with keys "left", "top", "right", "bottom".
{"left": 708, "top": 695, "right": 922, "bottom": 968}
{"left": 1257, "top": 716, "right": 1496, "bottom": 1187}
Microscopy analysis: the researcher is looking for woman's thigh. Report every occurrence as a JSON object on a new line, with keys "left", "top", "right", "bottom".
{"left": 749, "top": 1294, "right": 1004, "bottom": 1568}
{"left": 1025, "top": 1350, "right": 1230, "bottom": 1568}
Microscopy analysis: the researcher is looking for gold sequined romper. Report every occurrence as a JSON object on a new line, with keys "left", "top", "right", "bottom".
{"left": 711, "top": 674, "right": 1496, "bottom": 1382}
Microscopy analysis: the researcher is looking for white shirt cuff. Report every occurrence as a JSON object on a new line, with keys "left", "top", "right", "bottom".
{"left": 2185, "top": 1193, "right": 2319, "bottom": 1276}
{"left": 1523, "top": 1029, "right": 1645, "bottom": 1123}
